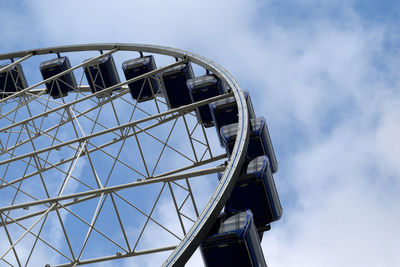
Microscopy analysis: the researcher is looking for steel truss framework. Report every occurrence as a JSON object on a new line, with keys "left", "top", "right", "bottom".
{"left": 0, "top": 44, "right": 250, "bottom": 267}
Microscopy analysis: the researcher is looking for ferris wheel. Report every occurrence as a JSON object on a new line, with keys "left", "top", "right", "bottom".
{"left": 0, "top": 44, "right": 281, "bottom": 266}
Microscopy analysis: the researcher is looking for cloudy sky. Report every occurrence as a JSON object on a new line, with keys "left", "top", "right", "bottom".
{"left": 1, "top": 0, "right": 400, "bottom": 266}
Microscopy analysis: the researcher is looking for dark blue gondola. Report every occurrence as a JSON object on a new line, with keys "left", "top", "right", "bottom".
{"left": 187, "top": 74, "right": 226, "bottom": 127}
{"left": 122, "top": 55, "right": 159, "bottom": 102}
{"left": 161, "top": 62, "right": 194, "bottom": 109}
{"left": 0, "top": 63, "right": 27, "bottom": 99}
{"left": 83, "top": 55, "right": 120, "bottom": 95}
{"left": 220, "top": 116, "right": 278, "bottom": 173}
{"left": 209, "top": 90, "right": 256, "bottom": 145}
{"left": 40, "top": 57, "right": 77, "bottom": 99}
{"left": 201, "top": 210, "right": 266, "bottom": 267}
{"left": 225, "top": 156, "right": 282, "bottom": 230}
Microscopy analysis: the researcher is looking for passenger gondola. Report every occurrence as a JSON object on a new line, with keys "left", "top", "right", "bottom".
{"left": 83, "top": 54, "right": 120, "bottom": 95}
{"left": 187, "top": 74, "right": 226, "bottom": 127}
{"left": 0, "top": 63, "right": 27, "bottom": 99}
{"left": 209, "top": 90, "right": 255, "bottom": 145}
{"left": 161, "top": 62, "right": 194, "bottom": 109}
{"left": 122, "top": 55, "right": 160, "bottom": 102}
{"left": 40, "top": 56, "right": 77, "bottom": 99}
{"left": 220, "top": 116, "right": 278, "bottom": 173}
{"left": 225, "top": 156, "right": 282, "bottom": 230}
{"left": 201, "top": 209, "right": 267, "bottom": 267}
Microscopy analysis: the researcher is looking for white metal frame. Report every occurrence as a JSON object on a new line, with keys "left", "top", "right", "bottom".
{"left": 0, "top": 44, "right": 249, "bottom": 267}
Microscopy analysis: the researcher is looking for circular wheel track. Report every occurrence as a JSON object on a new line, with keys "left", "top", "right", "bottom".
{"left": 0, "top": 44, "right": 249, "bottom": 266}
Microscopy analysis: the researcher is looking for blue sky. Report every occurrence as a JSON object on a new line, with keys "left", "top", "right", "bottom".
{"left": 1, "top": 0, "right": 400, "bottom": 266}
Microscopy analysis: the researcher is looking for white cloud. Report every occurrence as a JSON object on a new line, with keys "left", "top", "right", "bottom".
{"left": 24, "top": 0, "right": 253, "bottom": 49}
{"left": 263, "top": 116, "right": 400, "bottom": 266}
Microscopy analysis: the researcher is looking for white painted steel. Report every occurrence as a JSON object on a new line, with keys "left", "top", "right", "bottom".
{"left": 0, "top": 44, "right": 249, "bottom": 266}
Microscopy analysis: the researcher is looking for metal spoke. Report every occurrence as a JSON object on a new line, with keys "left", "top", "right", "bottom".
{"left": 1, "top": 94, "right": 227, "bottom": 165}
{"left": 0, "top": 212, "right": 73, "bottom": 262}
{"left": 167, "top": 181, "right": 187, "bottom": 235}
{"left": 0, "top": 158, "right": 225, "bottom": 228}
{"left": 132, "top": 182, "right": 168, "bottom": 251}
{"left": 0, "top": 165, "right": 225, "bottom": 213}
{"left": 0, "top": 214, "right": 22, "bottom": 267}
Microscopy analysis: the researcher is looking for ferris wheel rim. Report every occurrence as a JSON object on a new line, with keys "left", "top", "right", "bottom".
{"left": 0, "top": 43, "right": 250, "bottom": 266}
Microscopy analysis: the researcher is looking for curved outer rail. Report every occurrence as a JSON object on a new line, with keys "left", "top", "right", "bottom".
{"left": 0, "top": 43, "right": 250, "bottom": 266}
